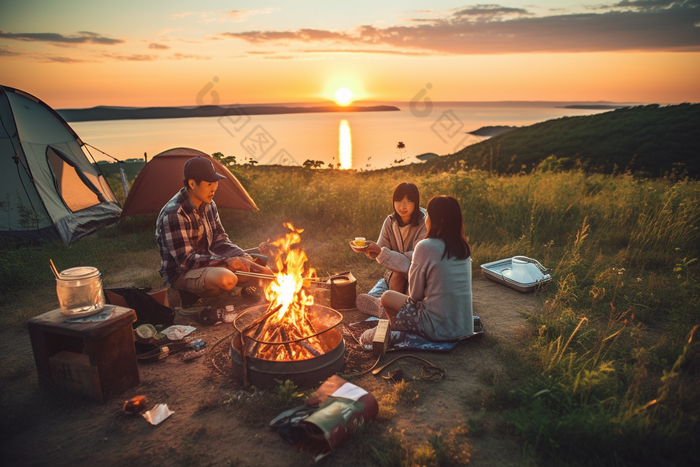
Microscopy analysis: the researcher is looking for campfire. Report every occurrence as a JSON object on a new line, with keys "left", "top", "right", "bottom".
{"left": 231, "top": 224, "right": 345, "bottom": 387}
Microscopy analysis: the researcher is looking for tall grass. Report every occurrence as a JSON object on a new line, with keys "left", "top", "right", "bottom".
{"left": 2, "top": 166, "right": 698, "bottom": 465}
{"left": 465, "top": 172, "right": 700, "bottom": 466}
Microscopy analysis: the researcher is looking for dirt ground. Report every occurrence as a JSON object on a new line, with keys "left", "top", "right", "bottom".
{"left": 0, "top": 276, "right": 538, "bottom": 467}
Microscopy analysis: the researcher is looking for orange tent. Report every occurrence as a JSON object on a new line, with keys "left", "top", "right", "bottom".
{"left": 120, "top": 148, "right": 257, "bottom": 217}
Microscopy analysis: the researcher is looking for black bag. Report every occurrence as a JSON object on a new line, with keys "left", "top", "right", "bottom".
{"left": 105, "top": 287, "right": 175, "bottom": 328}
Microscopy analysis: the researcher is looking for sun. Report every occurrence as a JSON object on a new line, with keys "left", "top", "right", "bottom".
{"left": 334, "top": 88, "right": 354, "bottom": 106}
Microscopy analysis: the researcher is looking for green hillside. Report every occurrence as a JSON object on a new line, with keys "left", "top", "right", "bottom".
{"left": 422, "top": 103, "right": 700, "bottom": 177}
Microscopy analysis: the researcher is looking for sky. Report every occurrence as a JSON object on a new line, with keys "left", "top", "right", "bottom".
{"left": 1, "top": 0, "right": 699, "bottom": 108}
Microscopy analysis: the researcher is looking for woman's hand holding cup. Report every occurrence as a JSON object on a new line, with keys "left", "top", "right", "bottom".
{"left": 364, "top": 241, "right": 381, "bottom": 258}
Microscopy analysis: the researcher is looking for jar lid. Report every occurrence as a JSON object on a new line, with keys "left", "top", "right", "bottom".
{"left": 58, "top": 266, "right": 100, "bottom": 280}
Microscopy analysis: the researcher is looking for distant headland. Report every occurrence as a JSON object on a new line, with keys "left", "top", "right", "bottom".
{"left": 559, "top": 104, "right": 628, "bottom": 110}
{"left": 56, "top": 104, "right": 400, "bottom": 122}
{"left": 468, "top": 125, "right": 518, "bottom": 137}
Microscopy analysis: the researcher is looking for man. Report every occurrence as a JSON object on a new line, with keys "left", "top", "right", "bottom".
{"left": 156, "top": 156, "right": 271, "bottom": 304}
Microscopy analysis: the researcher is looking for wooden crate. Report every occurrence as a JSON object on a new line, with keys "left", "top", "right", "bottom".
{"left": 49, "top": 351, "right": 102, "bottom": 401}
{"left": 28, "top": 306, "right": 140, "bottom": 402}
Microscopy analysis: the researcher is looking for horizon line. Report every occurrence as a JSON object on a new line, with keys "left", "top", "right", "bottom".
{"left": 55, "top": 99, "right": 674, "bottom": 111}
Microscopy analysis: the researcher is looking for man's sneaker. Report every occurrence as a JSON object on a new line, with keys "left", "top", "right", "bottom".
{"left": 179, "top": 289, "right": 203, "bottom": 308}
{"left": 170, "top": 288, "right": 205, "bottom": 316}
{"left": 356, "top": 293, "right": 384, "bottom": 318}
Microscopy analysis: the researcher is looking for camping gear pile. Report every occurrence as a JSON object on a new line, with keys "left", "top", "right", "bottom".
{"left": 269, "top": 375, "right": 378, "bottom": 461}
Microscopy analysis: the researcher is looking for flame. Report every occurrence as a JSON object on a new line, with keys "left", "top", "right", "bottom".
{"left": 254, "top": 223, "right": 324, "bottom": 361}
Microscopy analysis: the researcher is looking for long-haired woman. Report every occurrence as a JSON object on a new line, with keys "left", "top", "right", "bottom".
{"left": 380, "top": 195, "right": 473, "bottom": 341}
{"left": 351, "top": 182, "right": 427, "bottom": 316}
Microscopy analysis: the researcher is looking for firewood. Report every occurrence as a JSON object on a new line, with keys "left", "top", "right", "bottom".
{"left": 279, "top": 327, "right": 296, "bottom": 360}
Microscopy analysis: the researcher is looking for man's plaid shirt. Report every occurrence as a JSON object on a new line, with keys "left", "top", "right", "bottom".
{"left": 156, "top": 188, "right": 246, "bottom": 285}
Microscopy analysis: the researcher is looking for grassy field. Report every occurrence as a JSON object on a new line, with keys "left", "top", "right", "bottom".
{"left": 1, "top": 166, "right": 698, "bottom": 466}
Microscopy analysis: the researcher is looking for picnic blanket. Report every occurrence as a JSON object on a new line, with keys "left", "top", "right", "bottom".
{"left": 345, "top": 316, "right": 484, "bottom": 352}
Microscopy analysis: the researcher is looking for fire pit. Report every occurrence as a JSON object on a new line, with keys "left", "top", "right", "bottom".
{"left": 228, "top": 223, "right": 346, "bottom": 388}
{"left": 230, "top": 303, "right": 345, "bottom": 388}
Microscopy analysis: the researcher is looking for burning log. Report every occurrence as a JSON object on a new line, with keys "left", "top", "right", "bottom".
{"left": 298, "top": 339, "right": 322, "bottom": 358}
{"left": 279, "top": 327, "right": 296, "bottom": 360}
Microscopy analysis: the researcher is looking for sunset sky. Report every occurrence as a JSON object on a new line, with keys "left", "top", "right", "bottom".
{"left": 1, "top": 0, "right": 699, "bottom": 108}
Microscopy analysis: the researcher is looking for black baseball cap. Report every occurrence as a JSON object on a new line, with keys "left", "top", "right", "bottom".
{"left": 184, "top": 156, "right": 226, "bottom": 183}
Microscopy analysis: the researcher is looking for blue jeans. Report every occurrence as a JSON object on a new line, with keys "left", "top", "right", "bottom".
{"left": 367, "top": 278, "right": 388, "bottom": 298}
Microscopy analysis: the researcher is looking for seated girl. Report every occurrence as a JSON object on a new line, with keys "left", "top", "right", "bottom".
{"left": 351, "top": 182, "right": 427, "bottom": 317}
{"left": 380, "top": 195, "right": 473, "bottom": 341}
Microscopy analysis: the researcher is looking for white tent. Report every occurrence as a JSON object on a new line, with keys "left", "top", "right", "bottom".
{"left": 0, "top": 85, "right": 121, "bottom": 245}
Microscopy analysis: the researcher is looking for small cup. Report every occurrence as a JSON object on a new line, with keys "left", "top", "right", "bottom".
{"left": 222, "top": 304, "right": 236, "bottom": 323}
{"left": 354, "top": 237, "right": 366, "bottom": 247}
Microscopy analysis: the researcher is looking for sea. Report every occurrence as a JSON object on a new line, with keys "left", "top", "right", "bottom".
{"left": 71, "top": 102, "right": 626, "bottom": 170}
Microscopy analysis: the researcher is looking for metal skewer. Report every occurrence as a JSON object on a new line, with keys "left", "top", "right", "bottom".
{"left": 234, "top": 271, "right": 328, "bottom": 290}
{"left": 233, "top": 271, "right": 325, "bottom": 282}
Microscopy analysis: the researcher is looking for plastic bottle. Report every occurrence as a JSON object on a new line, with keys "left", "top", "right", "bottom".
{"left": 188, "top": 339, "right": 206, "bottom": 351}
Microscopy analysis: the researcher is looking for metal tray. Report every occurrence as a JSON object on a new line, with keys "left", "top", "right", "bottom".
{"left": 480, "top": 257, "right": 551, "bottom": 293}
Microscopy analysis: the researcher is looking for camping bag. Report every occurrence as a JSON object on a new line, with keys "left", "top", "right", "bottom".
{"left": 105, "top": 287, "right": 175, "bottom": 328}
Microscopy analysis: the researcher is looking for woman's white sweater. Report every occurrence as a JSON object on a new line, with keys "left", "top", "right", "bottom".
{"left": 408, "top": 238, "right": 473, "bottom": 341}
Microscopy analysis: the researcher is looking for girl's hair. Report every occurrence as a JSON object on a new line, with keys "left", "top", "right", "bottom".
{"left": 392, "top": 182, "right": 422, "bottom": 226}
{"left": 425, "top": 195, "right": 471, "bottom": 260}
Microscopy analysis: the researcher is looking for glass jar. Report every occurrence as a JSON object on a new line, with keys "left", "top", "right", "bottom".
{"left": 56, "top": 266, "right": 105, "bottom": 316}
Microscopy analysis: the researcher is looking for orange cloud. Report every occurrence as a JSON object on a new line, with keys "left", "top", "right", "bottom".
{"left": 300, "top": 48, "right": 434, "bottom": 56}
{"left": 0, "top": 46, "right": 21, "bottom": 56}
{"left": 101, "top": 53, "right": 155, "bottom": 61}
{"left": 170, "top": 53, "right": 210, "bottom": 60}
{"left": 223, "top": 28, "right": 349, "bottom": 43}
{"left": 171, "top": 8, "right": 278, "bottom": 24}
{"left": 220, "top": 4, "right": 700, "bottom": 54}
{"left": 0, "top": 31, "right": 123, "bottom": 45}
{"left": 41, "top": 55, "right": 92, "bottom": 63}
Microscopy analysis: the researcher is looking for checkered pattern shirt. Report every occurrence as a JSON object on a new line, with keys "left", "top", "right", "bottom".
{"left": 156, "top": 188, "right": 246, "bottom": 285}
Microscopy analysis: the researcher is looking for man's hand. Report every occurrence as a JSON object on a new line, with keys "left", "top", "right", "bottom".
{"left": 258, "top": 241, "right": 279, "bottom": 257}
{"left": 226, "top": 256, "right": 251, "bottom": 273}
{"left": 227, "top": 256, "right": 274, "bottom": 276}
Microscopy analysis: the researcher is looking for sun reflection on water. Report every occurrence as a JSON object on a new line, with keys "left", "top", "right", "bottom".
{"left": 338, "top": 119, "right": 352, "bottom": 169}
